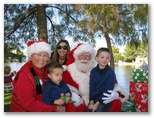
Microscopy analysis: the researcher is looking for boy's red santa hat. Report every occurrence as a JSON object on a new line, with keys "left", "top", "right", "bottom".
{"left": 66, "top": 43, "right": 96, "bottom": 66}
{"left": 27, "top": 40, "right": 51, "bottom": 58}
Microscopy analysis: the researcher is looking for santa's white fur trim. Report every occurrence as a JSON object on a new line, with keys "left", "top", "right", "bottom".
{"left": 113, "top": 84, "right": 129, "bottom": 103}
{"left": 67, "top": 63, "right": 90, "bottom": 106}
{"left": 27, "top": 42, "right": 51, "bottom": 58}
{"left": 73, "top": 44, "right": 95, "bottom": 60}
{"left": 67, "top": 84, "right": 80, "bottom": 94}
{"left": 62, "top": 65, "right": 67, "bottom": 71}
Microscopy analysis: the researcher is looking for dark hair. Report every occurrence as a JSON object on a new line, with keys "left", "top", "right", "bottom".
{"left": 96, "top": 47, "right": 111, "bottom": 57}
{"left": 4, "top": 65, "right": 11, "bottom": 75}
{"left": 56, "top": 40, "right": 70, "bottom": 50}
{"left": 47, "top": 61, "right": 63, "bottom": 74}
{"left": 50, "top": 40, "right": 70, "bottom": 64}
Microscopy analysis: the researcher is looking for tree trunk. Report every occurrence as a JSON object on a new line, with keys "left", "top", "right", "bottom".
{"left": 104, "top": 32, "right": 115, "bottom": 70}
{"left": 36, "top": 4, "right": 48, "bottom": 42}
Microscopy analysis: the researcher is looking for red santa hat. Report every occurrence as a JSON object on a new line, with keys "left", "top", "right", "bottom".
{"left": 27, "top": 40, "right": 51, "bottom": 58}
{"left": 66, "top": 43, "right": 96, "bottom": 66}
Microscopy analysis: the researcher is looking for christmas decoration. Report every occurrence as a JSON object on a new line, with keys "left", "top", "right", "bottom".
{"left": 60, "top": 93, "right": 75, "bottom": 104}
{"left": 129, "top": 81, "right": 148, "bottom": 112}
{"left": 132, "top": 68, "right": 148, "bottom": 83}
{"left": 121, "top": 98, "right": 136, "bottom": 112}
{"left": 27, "top": 40, "right": 51, "bottom": 58}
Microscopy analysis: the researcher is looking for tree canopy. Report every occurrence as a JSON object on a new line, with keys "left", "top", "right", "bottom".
{"left": 124, "top": 39, "right": 148, "bottom": 62}
{"left": 4, "top": 4, "right": 148, "bottom": 68}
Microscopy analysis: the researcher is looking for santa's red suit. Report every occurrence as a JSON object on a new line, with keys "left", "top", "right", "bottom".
{"left": 62, "top": 44, "right": 128, "bottom": 112}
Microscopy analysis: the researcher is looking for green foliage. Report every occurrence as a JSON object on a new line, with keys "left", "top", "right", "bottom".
{"left": 4, "top": 4, "right": 38, "bottom": 47}
{"left": 83, "top": 4, "right": 148, "bottom": 46}
{"left": 4, "top": 4, "right": 148, "bottom": 63}
{"left": 121, "top": 98, "right": 136, "bottom": 112}
{"left": 4, "top": 4, "right": 148, "bottom": 47}
{"left": 124, "top": 40, "right": 148, "bottom": 62}
{"left": 74, "top": 4, "right": 148, "bottom": 69}
{"left": 112, "top": 46, "right": 124, "bottom": 63}
{"left": 4, "top": 43, "right": 26, "bottom": 62}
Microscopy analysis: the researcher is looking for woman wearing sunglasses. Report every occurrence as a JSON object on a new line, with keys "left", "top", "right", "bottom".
{"left": 50, "top": 40, "right": 70, "bottom": 65}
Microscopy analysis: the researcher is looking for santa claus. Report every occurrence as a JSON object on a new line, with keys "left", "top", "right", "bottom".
{"left": 62, "top": 43, "right": 128, "bottom": 112}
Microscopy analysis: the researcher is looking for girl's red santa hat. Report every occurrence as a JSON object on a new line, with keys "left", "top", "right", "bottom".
{"left": 66, "top": 43, "right": 96, "bottom": 66}
{"left": 27, "top": 40, "right": 51, "bottom": 58}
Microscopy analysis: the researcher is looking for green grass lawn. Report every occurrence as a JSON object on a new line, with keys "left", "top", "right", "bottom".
{"left": 4, "top": 92, "right": 12, "bottom": 112}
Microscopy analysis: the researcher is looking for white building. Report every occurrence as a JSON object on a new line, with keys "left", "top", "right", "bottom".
{"left": 135, "top": 56, "right": 148, "bottom": 64}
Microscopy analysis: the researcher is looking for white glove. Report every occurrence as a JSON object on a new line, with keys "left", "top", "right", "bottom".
{"left": 102, "top": 90, "right": 119, "bottom": 104}
{"left": 71, "top": 91, "right": 83, "bottom": 107}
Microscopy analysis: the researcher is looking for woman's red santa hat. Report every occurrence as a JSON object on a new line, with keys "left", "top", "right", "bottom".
{"left": 27, "top": 40, "right": 51, "bottom": 58}
{"left": 66, "top": 43, "right": 96, "bottom": 66}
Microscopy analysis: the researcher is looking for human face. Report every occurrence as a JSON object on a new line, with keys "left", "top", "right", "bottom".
{"left": 78, "top": 52, "right": 91, "bottom": 64}
{"left": 96, "top": 51, "right": 111, "bottom": 69}
{"left": 31, "top": 52, "right": 49, "bottom": 69}
{"left": 75, "top": 52, "right": 94, "bottom": 72}
{"left": 57, "top": 42, "right": 68, "bottom": 57}
{"left": 48, "top": 68, "right": 63, "bottom": 85}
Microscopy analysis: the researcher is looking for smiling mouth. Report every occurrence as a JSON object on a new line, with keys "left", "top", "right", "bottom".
{"left": 38, "top": 61, "right": 44, "bottom": 64}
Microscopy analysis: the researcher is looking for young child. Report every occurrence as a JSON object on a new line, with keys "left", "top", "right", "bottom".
{"left": 42, "top": 62, "right": 72, "bottom": 108}
{"left": 4, "top": 65, "right": 16, "bottom": 92}
{"left": 88, "top": 47, "right": 116, "bottom": 112}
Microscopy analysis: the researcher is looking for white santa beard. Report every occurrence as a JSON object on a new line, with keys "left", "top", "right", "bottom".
{"left": 75, "top": 59, "right": 95, "bottom": 72}
{"left": 67, "top": 60, "right": 95, "bottom": 105}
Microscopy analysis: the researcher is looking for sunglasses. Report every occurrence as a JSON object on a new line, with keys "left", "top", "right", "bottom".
{"left": 57, "top": 45, "right": 68, "bottom": 50}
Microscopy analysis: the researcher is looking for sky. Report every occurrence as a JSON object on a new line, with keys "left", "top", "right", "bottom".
{"left": 1, "top": 0, "right": 153, "bottom": 117}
